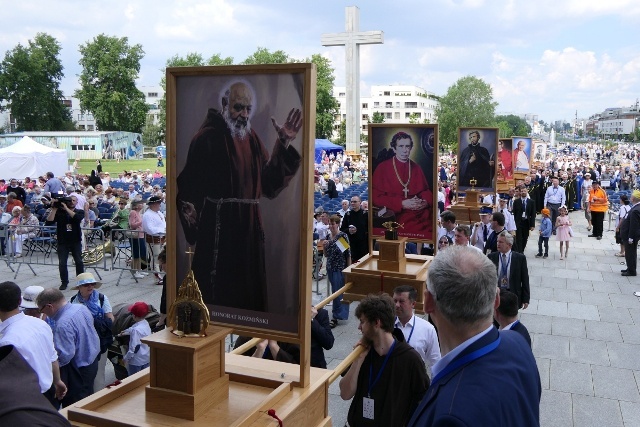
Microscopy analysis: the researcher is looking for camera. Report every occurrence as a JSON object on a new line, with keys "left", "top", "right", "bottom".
{"left": 52, "top": 195, "right": 72, "bottom": 209}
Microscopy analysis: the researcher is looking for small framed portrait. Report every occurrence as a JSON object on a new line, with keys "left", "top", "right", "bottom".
{"left": 166, "top": 64, "right": 315, "bottom": 339}
{"left": 513, "top": 136, "right": 533, "bottom": 172}
{"left": 533, "top": 141, "right": 546, "bottom": 162}
{"left": 497, "top": 138, "right": 513, "bottom": 181}
{"left": 369, "top": 124, "right": 438, "bottom": 243}
{"left": 457, "top": 127, "right": 498, "bottom": 193}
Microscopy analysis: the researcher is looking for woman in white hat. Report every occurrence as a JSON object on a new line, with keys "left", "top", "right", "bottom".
{"left": 70, "top": 272, "right": 114, "bottom": 391}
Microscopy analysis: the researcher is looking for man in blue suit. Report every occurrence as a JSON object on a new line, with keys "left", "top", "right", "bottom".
{"left": 408, "top": 246, "right": 540, "bottom": 427}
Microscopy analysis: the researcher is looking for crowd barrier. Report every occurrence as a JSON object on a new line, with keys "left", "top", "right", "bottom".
{"left": 107, "top": 227, "right": 165, "bottom": 286}
{"left": 0, "top": 224, "right": 106, "bottom": 280}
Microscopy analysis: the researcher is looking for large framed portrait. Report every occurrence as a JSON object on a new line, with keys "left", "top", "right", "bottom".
{"left": 369, "top": 124, "right": 438, "bottom": 243}
{"left": 457, "top": 127, "right": 498, "bottom": 193}
{"left": 497, "top": 138, "right": 513, "bottom": 181}
{"left": 513, "top": 136, "right": 532, "bottom": 172}
{"left": 166, "top": 64, "right": 314, "bottom": 340}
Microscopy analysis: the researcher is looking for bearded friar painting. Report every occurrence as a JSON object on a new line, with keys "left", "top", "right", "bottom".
{"left": 176, "top": 80, "right": 302, "bottom": 312}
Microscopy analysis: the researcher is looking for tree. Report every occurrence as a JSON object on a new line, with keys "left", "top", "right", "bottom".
{"left": 141, "top": 116, "right": 163, "bottom": 147}
{"left": 242, "top": 47, "right": 290, "bottom": 64}
{"left": 495, "top": 114, "right": 531, "bottom": 138}
{"left": 308, "top": 54, "right": 339, "bottom": 139}
{"left": 409, "top": 112, "right": 420, "bottom": 124}
{"left": 0, "top": 33, "right": 73, "bottom": 131}
{"left": 75, "top": 34, "right": 147, "bottom": 133}
{"left": 158, "top": 52, "right": 234, "bottom": 137}
{"left": 370, "top": 111, "right": 385, "bottom": 123}
{"left": 333, "top": 120, "right": 346, "bottom": 147}
{"left": 435, "top": 76, "right": 498, "bottom": 150}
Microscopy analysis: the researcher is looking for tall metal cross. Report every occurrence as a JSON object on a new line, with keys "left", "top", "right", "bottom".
{"left": 321, "top": 6, "right": 383, "bottom": 154}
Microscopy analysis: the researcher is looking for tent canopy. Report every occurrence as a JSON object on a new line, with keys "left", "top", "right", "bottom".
{"left": 0, "top": 136, "right": 68, "bottom": 180}
{"left": 315, "top": 139, "right": 344, "bottom": 163}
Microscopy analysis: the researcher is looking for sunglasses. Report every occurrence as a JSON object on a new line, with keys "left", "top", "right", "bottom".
{"left": 38, "top": 303, "right": 50, "bottom": 314}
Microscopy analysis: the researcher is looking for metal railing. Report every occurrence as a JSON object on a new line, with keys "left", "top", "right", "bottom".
{"left": 107, "top": 228, "right": 165, "bottom": 285}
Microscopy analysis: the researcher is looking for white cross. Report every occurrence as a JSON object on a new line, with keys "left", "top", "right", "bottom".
{"left": 321, "top": 6, "right": 383, "bottom": 154}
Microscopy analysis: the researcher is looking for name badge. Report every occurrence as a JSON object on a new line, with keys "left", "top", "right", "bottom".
{"left": 66, "top": 224, "right": 72, "bottom": 232}
{"left": 363, "top": 397, "right": 374, "bottom": 420}
{"left": 522, "top": 212, "right": 527, "bottom": 218}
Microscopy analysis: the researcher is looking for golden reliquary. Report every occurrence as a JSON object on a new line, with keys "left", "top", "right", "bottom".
{"left": 167, "top": 248, "right": 210, "bottom": 337}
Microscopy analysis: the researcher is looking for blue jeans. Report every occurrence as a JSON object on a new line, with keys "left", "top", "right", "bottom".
{"left": 127, "top": 362, "right": 149, "bottom": 376}
{"left": 57, "top": 241, "right": 84, "bottom": 285}
{"left": 328, "top": 269, "right": 349, "bottom": 320}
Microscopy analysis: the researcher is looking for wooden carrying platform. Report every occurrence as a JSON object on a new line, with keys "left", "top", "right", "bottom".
{"left": 343, "top": 238, "right": 431, "bottom": 313}
{"left": 62, "top": 326, "right": 332, "bottom": 427}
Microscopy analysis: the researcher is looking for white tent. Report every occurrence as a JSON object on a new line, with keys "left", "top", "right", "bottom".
{"left": 0, "top": 136, "right": 68, "bottom": 180}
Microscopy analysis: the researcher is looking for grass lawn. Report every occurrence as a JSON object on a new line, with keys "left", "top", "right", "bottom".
{"left": 75, "top": 159, "right": 166, "bottom": 176}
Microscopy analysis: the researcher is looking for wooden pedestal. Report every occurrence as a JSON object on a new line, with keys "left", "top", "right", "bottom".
{"left": 377, "top": 237, "right": 407, "bottom": 272}
{"left": 143, "top": 326, "right": 231, "bottom": 420}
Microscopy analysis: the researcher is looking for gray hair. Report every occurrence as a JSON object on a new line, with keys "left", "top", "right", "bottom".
{"left": 36, "top": 288, "right": 65, "bottom": 308}
{"left": 498, "top": 231, "right": 514, "bottom": 246}
{"left": 426, "top": 246, "right": 497, "bottom": 326}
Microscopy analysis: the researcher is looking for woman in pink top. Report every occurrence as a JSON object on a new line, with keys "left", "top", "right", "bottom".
{"left": 128, "top": 200, "right": 148, "bottom": 279}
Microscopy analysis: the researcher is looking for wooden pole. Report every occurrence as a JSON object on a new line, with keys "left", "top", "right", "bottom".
{"left": 314, "top": 282, "right": 353, "bottom": 310}
{"left": 230, "top": 337, "right": 262, "bottom": 355}
{"left": 328, "top": 345, "right": 366, "bottom": 384}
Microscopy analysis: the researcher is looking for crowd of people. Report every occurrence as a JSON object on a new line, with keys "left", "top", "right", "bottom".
{"left": 3, "top": 139, "right": 640, "bottom": 424}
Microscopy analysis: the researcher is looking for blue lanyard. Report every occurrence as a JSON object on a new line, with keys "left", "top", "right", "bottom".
{"left": 406, "top": 318, "right": 416, "bottom": 344}
{"left": 368, "top": 339, "right": 396, "bottom": 397}
{"left": 432, "top": 335, "right": 501, "bottom": 386}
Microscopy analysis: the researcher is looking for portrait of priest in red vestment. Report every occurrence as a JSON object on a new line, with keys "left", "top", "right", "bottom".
{"left": 370, "top": 126, "right": 437, "bottom": 242}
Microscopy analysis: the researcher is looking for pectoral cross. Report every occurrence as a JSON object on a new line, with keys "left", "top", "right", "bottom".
{"left": 403, "top": 186, "right": 409, "bottom": 198}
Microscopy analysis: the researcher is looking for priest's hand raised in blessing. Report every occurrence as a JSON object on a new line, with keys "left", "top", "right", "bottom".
{"left": 402, "top": 196, "right": 429, "bottom": 211}
{"left": 271, "top": 108, "right": 303, "bottom": 146}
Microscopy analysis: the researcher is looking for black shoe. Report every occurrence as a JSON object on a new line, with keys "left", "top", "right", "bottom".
{"left": 543, "top": 254, "right": 548, "bottom": 258}
{"left": 329, "top": 319, "right": 338, "bottom": 329}
{"left": 622, "top": 271, "right": 637, "bottom": 276}
{"left": 588, "top": 234, "right": 597, "bottom": 237}
{"left": 552, "top": 231, "right": 557, "bottom": 235}
{"left": 597, "top": 236, "right": 602, "bottom": 240}
{"left": 535, "top": 253, "right": 543, "bottom": 258}
{"left": 622, "top": 269, "right": 629, "bottom": 273}
{"left": 59, "top": 283, "right": 68, "bottom": 290}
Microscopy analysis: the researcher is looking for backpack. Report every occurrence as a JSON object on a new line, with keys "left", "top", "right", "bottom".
{"left": 71, "top": 293, "right": 113, "bottom": 354}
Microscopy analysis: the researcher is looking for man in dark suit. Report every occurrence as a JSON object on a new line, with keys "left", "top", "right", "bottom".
{"left": 324, "top": 177, "right": 338, "bottom": 199}
{"left": 408, "top": 246, "right": 541, "bottom": 426}
{"left": 495, "top": 289, "right": 531, "bottom": 347}
{"left": 483, "top": 212, "right": 506, "bottom": 254}
{"left": 621, "top": 190, "right": 640, "bottom": 276}
{"left": 488, "top": 231, "right": 530, "bottom": 309}
{"left": 512, "top": 186, "right": 536, "bottom": 253}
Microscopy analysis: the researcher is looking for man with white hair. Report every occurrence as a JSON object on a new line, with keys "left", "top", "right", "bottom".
{"left": 176, "top": 80, "right": 302, "bottom": 312}
{"left": 488, "top": 231, "right": 530, "bottom": 310}
{"left": 408, "top": 246, "right": 540, "bottom": 426}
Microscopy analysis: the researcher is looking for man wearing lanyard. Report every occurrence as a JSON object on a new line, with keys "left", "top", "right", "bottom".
{"left": 488, "top": 232, "right": 530, "bottom": 310}
{"left": 393, "top": 285, "right": 441, "bottom": 369}
{"left": 494, "top": 289, "right": 531, "bottom": 347}
{"left": 408, "top": 246, "right": 540, "bottom": 427}
{"left": 340, "top": 294, "right": 428, "bottom": 426}
{"left": 544, "top": 178, "right": 566, "bottom": 235}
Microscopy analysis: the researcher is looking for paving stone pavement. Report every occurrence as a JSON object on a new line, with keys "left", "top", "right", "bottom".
{"left": 2, "top": 209, "right": 639, "bottom": 426}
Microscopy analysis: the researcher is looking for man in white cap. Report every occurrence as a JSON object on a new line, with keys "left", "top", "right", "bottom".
{"left": 0, "top": 281, "right": 67, "bottom": 408}
{"left": 19, "top": 285, "right": 45, "bottom": 318}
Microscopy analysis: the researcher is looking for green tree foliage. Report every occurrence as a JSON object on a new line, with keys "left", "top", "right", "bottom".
{"left": 334, "top": 120, "right": 346, "bottom": 147}
{"left": 242, "top": 47, "right": 290, "bottom": 64}
{"left": 370, "top": 111, "right": 385, "bottom": 123}
{"left": 408, "top": 112, "right": 420, "bottom": 124}
{"left": 435, "top": 76, "right": 498, "bottom": 150}
{"left": 141, "top": 116, "right": 163, "bottom": 147}
{"left": 495, "top": 114, "right": 531, "bottom": 138}
{"left": 158, "top": 52, "right": 234, "bottom": 137}
{"left": 308, "top": 54, "right": 339, "bottom": 139}
{"left": 0, "top": 33, "right": 73, "bottom": 131}
{"left": 75, "top": 34, "right": 147, "bottom": 133}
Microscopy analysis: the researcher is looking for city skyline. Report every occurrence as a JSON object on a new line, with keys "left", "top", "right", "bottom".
{"left": 1, "top": 0, "right": 639, "bottom": 124}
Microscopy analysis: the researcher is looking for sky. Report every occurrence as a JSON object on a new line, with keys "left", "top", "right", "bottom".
{"left": 1, "top": 0, "right": 639, "bottom": 124}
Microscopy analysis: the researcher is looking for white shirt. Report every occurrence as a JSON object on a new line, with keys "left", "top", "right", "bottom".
{"left": 315, "top": 222, "right": 330, "bottom": 240}
{"left": 0, "top": 312, "right": 58, "bottom": 393}
{"left": 472, "top": 222, "right": 492, "bottom": 250}
{"left": 544, "top": 185, "right": 566, "bottom": 206}
{"left": 395, "top": 314, "right": 441, "bottom": 368}
{"left": 498, "top": 250, "right": 513, "bottom": 283}
{"left": 142, "top": 208, "right": 166, "bottom": 235}
{"left": 515, "top": 151, "right": 529, "bottom": 169}
{"left": 74, "top": 192, "right": 87, "bottom": 210}
{"left": 123, "top": 319, "right": 151, "bottom": 367}
{"left": 501, "top": 208, "right": 517, "bottom": 232}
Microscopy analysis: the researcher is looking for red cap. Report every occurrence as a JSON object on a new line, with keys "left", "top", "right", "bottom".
{"left": 129, "top": 302, "right": 149, "bottom": 318}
